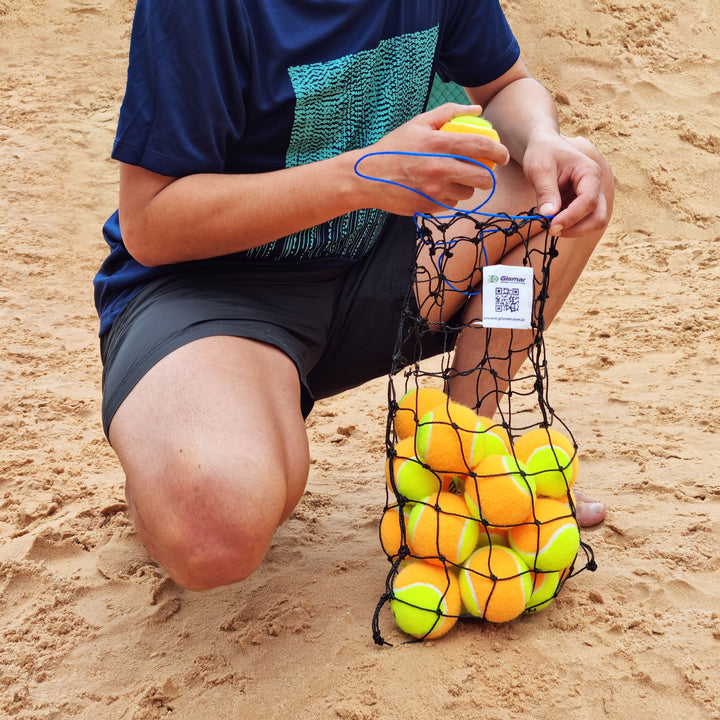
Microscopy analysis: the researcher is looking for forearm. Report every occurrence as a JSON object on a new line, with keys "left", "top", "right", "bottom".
{"left": 120, "top": 150, "right": 367, "bottom": 267}
{"left": 470, "top": 75, "right": 612, "bottom": 235}
{"left": 470, "top": 77, "right": 561, "bottom": 165}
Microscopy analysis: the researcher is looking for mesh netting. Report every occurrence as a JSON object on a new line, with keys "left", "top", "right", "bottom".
{"left": 372, "top": 209, "right": 596, "bottom": 645}
{"left": 427, "top": 75, "right": 469, "bottom": 109}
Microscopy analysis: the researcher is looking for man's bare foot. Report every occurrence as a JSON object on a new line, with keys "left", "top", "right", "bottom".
{"left": 574, "top": 490, "right": 606, "bottom": 527}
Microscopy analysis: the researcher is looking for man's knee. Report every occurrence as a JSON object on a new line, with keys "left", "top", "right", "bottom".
{"left": 125, "top": 448, "right": 308, "bottom": 591}
{"left": 154, "top": 515, "right": 273, "bottom": 591}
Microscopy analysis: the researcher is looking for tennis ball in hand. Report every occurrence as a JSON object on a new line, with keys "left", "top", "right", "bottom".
{"left": 459, "top": 545, "right": 532, "bottom": 623}
{"left": 513, "top": 427, "right": 579, "bottom": 498}
{"left": 394, "top": 387, "right": 449, "bottom": 441}
{"left": 439, "top": 114, "right": 500, "bottom": 169}
{"left": 415, "top": 401, "right": 486, "bottom": 477}
{"left": 385, "top": 437, "right": 443, "bottom": 502}
{"left": 391, "top": 560, "right": 462, "bottom": 640}
{"left": 509, "top": 497, "right": 581, "bottom": 572}
{"left": 407, "top": 491, "right": 480, "bottom": 566}
{"left": 464, "top": 454, "right": 536, "bottom": 527}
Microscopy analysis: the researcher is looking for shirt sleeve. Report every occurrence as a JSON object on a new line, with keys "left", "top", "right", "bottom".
{"left": 112, "top": 0, "right": 251, "bottom": 177}
{"left": 436, "top": 0, "right": 521, "bottom": 88}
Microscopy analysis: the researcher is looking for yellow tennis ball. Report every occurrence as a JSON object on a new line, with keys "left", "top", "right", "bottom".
{"left": 464, "top": 454, "right": 536, "bottom": 527}
{"left": 392, "top": 459, "right": 443, "bottom": 502}
{"left": 476, "top": 416, "right": 511, "bottom": 456}
{"left": 385, "top": 438, "right": 443, "bottom": 502}
{"left": 459, "top": 546, "right": 532, "bottom": 622}
{"left": 439, "top": 114, "right": 500, "bottom": 169}
{"left": 379, "top": 504, "right": 413, "bottom": 560}
{"left": 407, "top": 492, "right": 480, "bottom": 566}
{"left": 394, "top": 387, "right": 449, "bottom": 441}
{"left": 513, "top": 427, "right": 579, "bottom": 498}
{"left": 525, "top": 564, "right": 572, "bottom": 614}
{"left": 509, "top": 498, "right": 580, "bottom": 572}
{"left": 390, "top": 560, "right": 462, "bottom": 640}
{"left": 415, "top": 401, "right": 486, "bottom": 477}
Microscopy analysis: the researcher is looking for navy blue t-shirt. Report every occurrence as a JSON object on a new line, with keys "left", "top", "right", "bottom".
{"left": 94, "top": 0, "right": 520, "bottom": 336}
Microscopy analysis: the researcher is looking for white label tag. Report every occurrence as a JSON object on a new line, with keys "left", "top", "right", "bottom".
{"left": 481, "top": 265, "right": 534, "bottom": 329}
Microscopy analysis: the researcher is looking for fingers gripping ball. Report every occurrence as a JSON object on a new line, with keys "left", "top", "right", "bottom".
{"left": 379, "top": 504, "right": 413, "bottom": 561}
{"left": 407, "top": 492, "right": 480, "bottom": 566}
{"left": 385, "top": 437, "right": 443, "bottom": 502}
{"left": 415, "top": 401, "right": 486, "bottom": 478}
{"left": 509, "top": 498, "right": 581, "bottom": 572}
{"left": 513, "top": 427, "right": 579, "bottom": 498}
{"left": 394, "top": 387, "right": 449, "bottom": 441}
{"left": 464, "top": 454, "right": 536, "bottom": 527}
{"left": 390, "top": 561, "right": 462, "bottom": 640}
{"left": 439, "top": 115, "right": 500, "bottom": 170}
{"left": 459, "top": 546, "right": 532, "bottom": 623}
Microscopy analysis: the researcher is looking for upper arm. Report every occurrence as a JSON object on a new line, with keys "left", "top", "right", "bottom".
{"left": 118, "top": 162, "right": 177, "bottom": 253}
{"left": 462, "top": 57, "right": 534, "bottom": 110}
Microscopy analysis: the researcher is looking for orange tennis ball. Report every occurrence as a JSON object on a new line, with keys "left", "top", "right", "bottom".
{"left": 407, "top": 492, "right": 480, "bottom": 566}
{"left": 509, "top": 497, "right": 581, "bottom": 572}
{"left": 464, "top": 454, "right": 536, "bottom": 527}
{"left": 513, "top": 427, "right": 579, "bottom": 498}
{"left": 459, "top": 546, "right": 532, "bottom": 622}
{"left": 415, "top": 401, "right": 486, "bottom": 477}
{"left": 393, "top": 387, "right": 449, "bottom": 441}
{"left": 379, "top": 504, "right": 413, "bottom": 560}
{"left": 439, "top": 114, "right": 500, "bottom": 169}
{"left": 390, "top": 560, "right": 462, "bottom": 640}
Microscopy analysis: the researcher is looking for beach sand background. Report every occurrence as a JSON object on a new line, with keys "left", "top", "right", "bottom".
{"left": 1, "top": 0, "right": 719, "bottom": 717}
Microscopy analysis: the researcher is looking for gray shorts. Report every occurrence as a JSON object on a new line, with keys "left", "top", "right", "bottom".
{"left": 99, "top": 215, "right": 460, "bottom": 437}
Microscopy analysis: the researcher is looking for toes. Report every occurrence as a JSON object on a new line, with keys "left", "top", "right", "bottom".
{"left": 574, "top": 493, "right": 606, "bottom": 528}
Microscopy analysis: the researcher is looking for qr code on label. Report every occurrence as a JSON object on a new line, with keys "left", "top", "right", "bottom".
{"left": 495, "top": 287, "right": 520, "bottom": 313}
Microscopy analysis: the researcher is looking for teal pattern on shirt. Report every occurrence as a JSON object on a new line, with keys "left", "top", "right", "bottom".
{"left": 244, "top": 26, "right": 439, "bottom": 261}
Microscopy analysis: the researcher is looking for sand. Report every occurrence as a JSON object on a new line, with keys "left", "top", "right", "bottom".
{"left": 1, "top": 0, "right": 719, "bottom": 718}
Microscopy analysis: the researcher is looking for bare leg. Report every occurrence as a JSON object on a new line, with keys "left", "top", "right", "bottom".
{"left": 415, "top": 138, "right": 614, "bottom": 527}
{"left": 108, "top": 336, "right": 310, "bottom": 590}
